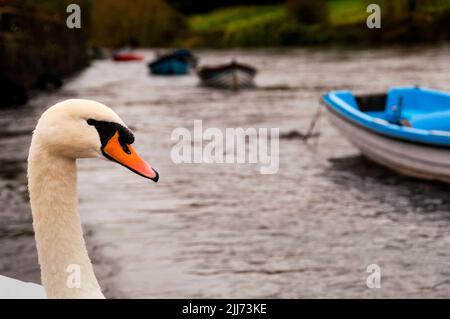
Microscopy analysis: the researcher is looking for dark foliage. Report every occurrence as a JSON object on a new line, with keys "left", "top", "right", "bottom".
{"left": 0, "top": 0, "right": 89, "bottom": 107}
{"left": 168, "top": 0, "right": 283, "bottom": 14}
{"left": 285, "top": 0, "right": 329, "bottom": 24}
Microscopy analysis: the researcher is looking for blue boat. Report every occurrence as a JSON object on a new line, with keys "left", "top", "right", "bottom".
{"left": 322, "top": 86, "right": 450, "bottom": 183}
{"left": 148, "top": 49, "right": 198, "bottom": 75}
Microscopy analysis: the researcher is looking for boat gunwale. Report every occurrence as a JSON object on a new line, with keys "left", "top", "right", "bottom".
{"left": 197, "top": 62, "right": 257, "bottom": 79}
{"left": 148, "top": 54, "right": 192, "bottom": 68}
{"left": 322, "top": 88, "right": 450, "bottom": 148}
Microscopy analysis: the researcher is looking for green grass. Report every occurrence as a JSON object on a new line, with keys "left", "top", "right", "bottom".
{"left": 420, "top": 0, "right": 450, "bottom": 12}
{"left": 329, "top": 0, "right": 450, "bottom": 25}
{"left": 184, "top": 1, "right": 450, "bottom": 47}
{"left": 189, "top": 5, "right": 285, "bottom": 33}
{"left": 329, "top": 0, "right": 368, "bottom": 25}
{"left": 188, "top": 1, "right": 370, "bottom": 34}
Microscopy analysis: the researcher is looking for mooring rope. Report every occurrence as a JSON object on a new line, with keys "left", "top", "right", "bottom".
{"left": 303, "top": 101, "right": 324, "bottom": 142}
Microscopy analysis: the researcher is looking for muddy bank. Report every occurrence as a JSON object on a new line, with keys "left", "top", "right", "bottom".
{"left": 0, "top": 0, "right": 89, "bottom": 107}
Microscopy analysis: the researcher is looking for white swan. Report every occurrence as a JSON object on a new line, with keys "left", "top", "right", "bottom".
{"left": 0, "top": 99, "right": 158, "bottom": 299}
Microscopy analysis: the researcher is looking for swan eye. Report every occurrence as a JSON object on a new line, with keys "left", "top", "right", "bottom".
{"left": 87, "top": 119, "right": 135, "bottom": 149}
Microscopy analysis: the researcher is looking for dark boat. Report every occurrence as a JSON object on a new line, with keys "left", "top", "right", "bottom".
{"left": 197, "top": 60, "right": 257, "bottom": 90}
{"left": 148, "top": 49, "right": 198, "bottom": 75}
{"left": 87, "top": 47, "right": 109, "bottom": 60}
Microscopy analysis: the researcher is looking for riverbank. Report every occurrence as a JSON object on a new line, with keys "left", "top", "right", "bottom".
{"left": 0, "top": 1, "right": 89, "bottom": 107}
{"left": 180, "top": 1, "right": 450, "bottom": 48}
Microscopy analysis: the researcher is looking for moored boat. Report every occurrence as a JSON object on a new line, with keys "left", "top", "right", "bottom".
{"left": 148, "top": 49, "right": 198, "bottom": 75}
{"left": 112, "top": 48, "right": 143, "bottom": 62}
{"left": 322, "top": 86, "right": 450, "bottom": 183}
{"left": 87, "top": 47, "right": 109, "bottom": 60}
{"left": 197, "top": 60, "right": 257, "bottom": 90}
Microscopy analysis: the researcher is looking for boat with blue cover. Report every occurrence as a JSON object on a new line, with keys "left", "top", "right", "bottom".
{"left": 148, "top": 49, "right": 198, "bottom": 75}
{"left": 322, "top": 86, "right": 450, "bottom": 183}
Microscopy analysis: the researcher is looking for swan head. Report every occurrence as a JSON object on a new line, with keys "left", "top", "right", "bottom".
{"left": 32, "top": 99, "right": 159, "bottom": 182}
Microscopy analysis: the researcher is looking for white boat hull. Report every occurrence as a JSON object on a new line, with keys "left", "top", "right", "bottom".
{"left": 201, "top": 69, "right": 255, "bottom": 89}
{"left": 326, "top": 107, "right": 450, "bottom": 183}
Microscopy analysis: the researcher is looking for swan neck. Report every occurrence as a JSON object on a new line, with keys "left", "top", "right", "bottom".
{"left": 28, "top": 148, "right": 104, "bottom": 299}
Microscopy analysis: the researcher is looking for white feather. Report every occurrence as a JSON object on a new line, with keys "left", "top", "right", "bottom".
{"left": 0, "top": 275, "right": 46, "bottom": 299}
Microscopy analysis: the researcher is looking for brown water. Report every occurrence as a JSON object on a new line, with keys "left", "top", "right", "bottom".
{"left": 1, "top": 47, "right": 450, "bottom": 298}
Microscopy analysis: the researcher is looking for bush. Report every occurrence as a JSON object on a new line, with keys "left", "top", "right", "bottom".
{"left": 89, "top": 0, "right": 187, "bottom": 47}
{"left": 222, "top": 12, "right": 284, "bottom": 46}
{"left": 285, "top": 0, "right": 329, "bottom": 25}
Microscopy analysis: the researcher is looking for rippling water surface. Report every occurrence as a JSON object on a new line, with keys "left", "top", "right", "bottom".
{"left": 1, "top": 48, "right": 450, "bottom": 298}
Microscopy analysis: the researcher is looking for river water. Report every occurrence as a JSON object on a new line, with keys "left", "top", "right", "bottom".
{"left": 1, "top": 47, "right": 450, "bottom": 298}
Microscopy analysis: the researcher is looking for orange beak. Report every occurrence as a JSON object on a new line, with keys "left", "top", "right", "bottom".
{"left": 102, "top": 131, "right": 159, "bottom": 182}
